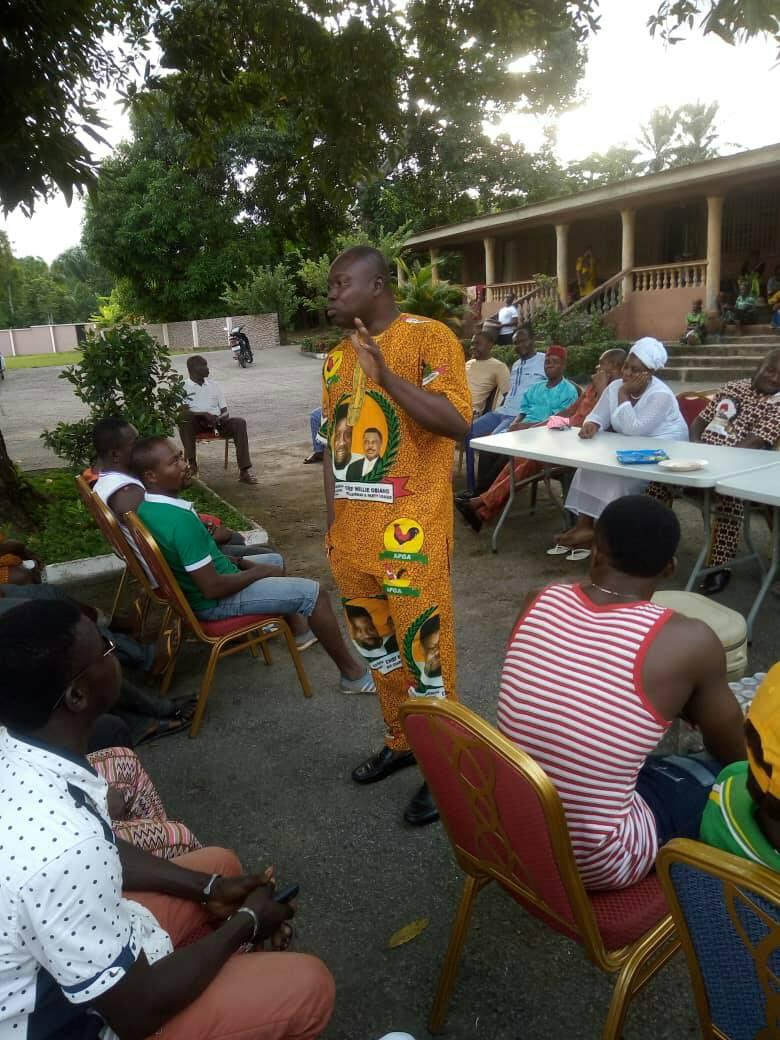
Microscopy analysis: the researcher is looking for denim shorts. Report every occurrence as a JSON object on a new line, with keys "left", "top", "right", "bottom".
{"left": 196, "top": 554, "right": 319, "bottom": 620}
{"left": 636, "top": 753, "right": 722, "bottom": 846}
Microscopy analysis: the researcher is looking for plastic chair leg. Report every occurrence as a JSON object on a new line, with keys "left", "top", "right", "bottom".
{"left": 224, "top": 438, "right": 229, "bottom": 470}
{"left": 428, "top": 875, "right": 484, "bottom": 1033}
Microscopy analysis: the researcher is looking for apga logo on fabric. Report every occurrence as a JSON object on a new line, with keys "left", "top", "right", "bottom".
{"left": 382, "top": 562, "right": 420, "bottom": 597}
{"left": 380, "top": 517, "right": 428, "bottom": 563}
{"left": 421, "top": 362, "right": 448, "bottom": 387}
{"left": 323, "top": 350, "right": 343, "bottom": 385}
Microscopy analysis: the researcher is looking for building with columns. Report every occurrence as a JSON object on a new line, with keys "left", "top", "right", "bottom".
{"left": 403, "top": 143, "right": 780, "bottom": 342}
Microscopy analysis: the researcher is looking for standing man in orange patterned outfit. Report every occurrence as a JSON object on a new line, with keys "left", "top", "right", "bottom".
{"left": 322, "top": 246, "right": 471, "bottom": 826}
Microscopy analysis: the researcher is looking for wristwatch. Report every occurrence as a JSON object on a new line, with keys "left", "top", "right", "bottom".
{"left": 201, "top": 873, "right": 222, "bottom": 900}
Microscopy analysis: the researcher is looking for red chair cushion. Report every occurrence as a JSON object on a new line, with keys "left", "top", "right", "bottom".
{"left": 195, "top": 431, "right": 221, "bottom": 441}
{"left": 590, "top": 873, "right": 668, "bottom": 950}
{"left": 199, "top": 614, "right": 278, "bottom": 637}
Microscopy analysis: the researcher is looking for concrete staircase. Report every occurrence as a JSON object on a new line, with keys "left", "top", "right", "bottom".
{"left": 663, "top": 326, "right": 778, "bottom": 384}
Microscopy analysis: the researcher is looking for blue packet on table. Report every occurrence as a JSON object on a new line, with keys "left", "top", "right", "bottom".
{"left": 615, "top": 449, "right": 670, "bottom": 465}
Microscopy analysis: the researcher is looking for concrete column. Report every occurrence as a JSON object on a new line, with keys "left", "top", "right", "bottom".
{"left": 48, "top": 324, "right": 57, "bottom": 353}
{"left": 396, "top": 260, "right": 406, "bottom": 287}
{"left": 621, "top": 208, "right": 636, "bottom": 299}
{"left": 430, "top": 246, "right": 440, "bottom": 283}
{"left": 706, "top": 195, "right": 724, "bottom": 312}
{"left": 555, "top": 224, "right": 569, "bottom": 307}
{"left": 483, "top": 236, "right": 496, "bottom": 286}
{"left": 8, "top": 327, "right": 16, "bottom": 357}
{"left": 161, "top": 323, "right": 170, "bottom": 348}
{"left": 191, "top": 320, "right": 200, "bottom": 349}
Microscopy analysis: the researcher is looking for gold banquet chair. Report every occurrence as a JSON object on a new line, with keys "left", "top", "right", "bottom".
{"left": 657, "top": 838, "right": 780, "bottom": 1040}
{"left": 399, "top": 698, "right": 680, "bottom": 1039}
{"left": 124, "top": 512, "right": 312, "bottom": 737}
{"left": 74, "top": 474, "right": 167, "bottom": 632}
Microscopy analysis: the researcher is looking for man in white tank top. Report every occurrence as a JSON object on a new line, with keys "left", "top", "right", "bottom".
{"left": 498, "top": 495, "right": 746, "bottom": 890}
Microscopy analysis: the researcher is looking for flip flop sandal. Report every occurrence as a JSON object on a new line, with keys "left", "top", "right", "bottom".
{"left": 566, "top": 549, "right": 591, "bottom": 562}
{"left": 163, "top": 695, "right": 198, "bottom": 723}
{"left": 295, "top": 631, "right": 319, "bottom": 652}
{"left": 546, "top": 544, "right": 571, "bottom": 556}
{"left": 303, "top": 453, "right": 323, "bottom": 464}
{"left": 135, "top": 715, "right": 192, "bottom": 746}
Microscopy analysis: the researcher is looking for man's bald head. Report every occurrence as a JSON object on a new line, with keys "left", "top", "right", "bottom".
{"left": 327, "top": 246, "right": 397, "bottom": 330}
{"left": 333, "top": 246, "right": 390, "bottom": 281}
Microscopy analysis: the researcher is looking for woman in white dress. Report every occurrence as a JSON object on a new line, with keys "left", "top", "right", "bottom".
{"left": 549, "top": 337, "right": 688, "bottom": 557}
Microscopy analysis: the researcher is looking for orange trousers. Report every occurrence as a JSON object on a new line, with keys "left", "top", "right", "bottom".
{"left": 329, "top": 549, "right": 457, "bottom": 752}
{"left": 475, "top": 458, "right": 543, "bottom": 523}
{"left": 127, "top": 848, "right": 335, "bottom": 1040}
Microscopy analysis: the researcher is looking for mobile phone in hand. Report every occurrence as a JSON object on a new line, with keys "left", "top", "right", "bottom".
{"left": 273, "top": 882, "right": 300, "bottom": 904}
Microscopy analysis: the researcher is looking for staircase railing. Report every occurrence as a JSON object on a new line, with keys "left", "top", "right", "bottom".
{"left": 485, "top": 279, "right": 539, "bottom": 304}
{"left": 511, "top": 281, "right": 561, "bottom": 325}
{"left": 632, "top": 260, "right": 707, "bottom": 292}
{"left": 561, "top": 269, "right": 628, "bottom": 318}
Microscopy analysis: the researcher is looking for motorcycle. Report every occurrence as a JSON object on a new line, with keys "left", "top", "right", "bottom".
{"left": 229, "top": 325, "right": 254, "bottom": 368}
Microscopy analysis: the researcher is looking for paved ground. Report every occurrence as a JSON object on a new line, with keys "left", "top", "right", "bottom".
{"left": 2, "top": 347, "right": 777, "bottom": 1040}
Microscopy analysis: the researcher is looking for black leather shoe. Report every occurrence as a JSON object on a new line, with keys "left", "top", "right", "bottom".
{"left": 455, "top": 497, "right": 483, "bottom": 533}
{"left": 403, "top": 782, "right": 440, "bottom": 826}
{"left": 352, "top": 747, "right": 416, "bottom": 784}
{"left": 699, "top": 568, "right": 731, "bottom": 596}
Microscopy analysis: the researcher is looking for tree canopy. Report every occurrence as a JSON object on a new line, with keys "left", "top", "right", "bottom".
{"left": 3, "top": 0, "right": 775, "bottom": 215}
{"left": 0, "top": 233, "right": 111, "bottom": 327}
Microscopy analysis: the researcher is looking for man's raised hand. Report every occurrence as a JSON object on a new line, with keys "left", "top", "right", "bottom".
{"left": 351, "top": 318, "right": 387, "bottom": 385}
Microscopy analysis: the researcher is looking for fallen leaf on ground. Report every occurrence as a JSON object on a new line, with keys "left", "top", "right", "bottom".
{"left": 388, "top": 918, "right": 429, "bottom": 948}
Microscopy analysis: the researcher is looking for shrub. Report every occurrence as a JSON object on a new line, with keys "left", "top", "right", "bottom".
{"left": 396, "top": 259, "right": 466, "bottom": 330}
{"left": 41, "top": 322, "right": 188, "bottom": 470}
{"left": 490, "top": 340, "right": 629, "bottom": 383}
{"left": 299, "top": 329, "right": 343, "bottom": 354}
{"left": 491, "top": 344, "right": 516, "bottom": 369}
{"left": 222, "top": 264, "right": 302, "bottom": 337}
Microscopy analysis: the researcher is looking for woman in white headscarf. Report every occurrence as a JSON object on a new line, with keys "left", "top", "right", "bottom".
{"left": 548, "top": 337, "right": 689, "bottom": 559}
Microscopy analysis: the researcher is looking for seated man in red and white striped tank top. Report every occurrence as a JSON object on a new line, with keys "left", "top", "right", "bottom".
{"left": 498, "top": 495, "right": 745, "bottom": 891}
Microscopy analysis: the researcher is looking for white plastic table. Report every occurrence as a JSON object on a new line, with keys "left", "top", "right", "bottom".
{"left": 470, "top": 427, "right": 780, "bottom": 584}
{"left": 715, "top": 464, "right": 780, "bottom": 638}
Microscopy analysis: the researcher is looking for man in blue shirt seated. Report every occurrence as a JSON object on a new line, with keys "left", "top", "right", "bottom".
{"left": 460, "top": 344, "right": 578, "bottom": 503}
{"left": 464, "top": 325, "right": 547, "bottom": 490}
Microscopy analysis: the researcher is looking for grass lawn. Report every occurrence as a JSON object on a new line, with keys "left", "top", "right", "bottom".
{"left": 5, "top": 350, "right": 83, "bottom": 369}
{"left": 3, "top": 344, "right": 232, "bottom": 371}
{"left": 7, "top": 468, "right": 253, "bottom": 564}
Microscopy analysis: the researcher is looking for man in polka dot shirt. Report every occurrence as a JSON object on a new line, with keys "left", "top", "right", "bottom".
{"left": 0, "top": 599, "right": 335, "bottom": 1040}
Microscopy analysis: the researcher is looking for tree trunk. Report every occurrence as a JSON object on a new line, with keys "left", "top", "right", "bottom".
{"left": 0, "top": 427, "right": 45, "bottom": 528}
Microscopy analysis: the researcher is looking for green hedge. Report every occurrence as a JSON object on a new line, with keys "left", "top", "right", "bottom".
{"left": 6, "top": 469, "right": 253, "bottom": 565}
{"left": 299, "top": 329, "right": 343, "bottom": 353}
{"left": 491, "top": 340, "right": 630, "bottom": 383}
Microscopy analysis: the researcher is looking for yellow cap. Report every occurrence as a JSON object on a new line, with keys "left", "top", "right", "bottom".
{"left": 746, "top": 663, "right": 780, "bottom": 798}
